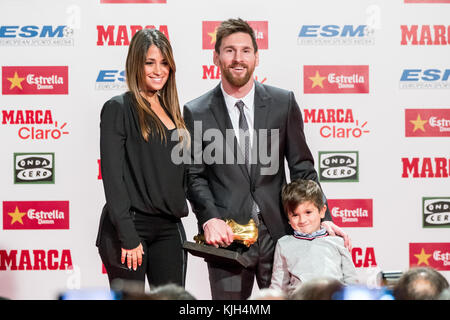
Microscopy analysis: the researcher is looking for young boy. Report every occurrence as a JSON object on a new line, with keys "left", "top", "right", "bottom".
{"left": 270, "top": 179, "right": 358, "bottom": 295}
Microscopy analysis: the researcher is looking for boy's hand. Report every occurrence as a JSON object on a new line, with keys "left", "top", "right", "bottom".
{"left": 321, "top": 221, "right": 352, "bottom": 252}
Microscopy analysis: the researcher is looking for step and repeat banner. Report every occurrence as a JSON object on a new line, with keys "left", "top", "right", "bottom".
{"left": 0, "top": 0, "right": 449, "bottom": 300}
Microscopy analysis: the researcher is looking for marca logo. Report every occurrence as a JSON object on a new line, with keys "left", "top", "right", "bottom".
{"left": 3, "top": 201, "right": 69, "bottom": 229}
{"left": 304, "top": 65, "right": 369, "bottom": 94}
{"left": 1, "top": 109, "right": 69, "bottom": 140}
{"left": 0, "top": 249, "right": 72, "bottom": 271}
{"left": 319, "top": 151, "right": 359, "bottom": 182}
{"left": 2, "top": 66, "right": 68, "bottom": 95}
{"left": 423, "top": 197, "right": 450, "bottom": 228}
{"left": 202, "top": 65, "right": 267, "bottom": 83}
{"left": 400, "top": 69, "right": 450, "bottom": 89}
{"left": 202, "top": 21, "right": 268, "bottom": 50}
{"left": 410, "top": 243, "right": 450, "bottom": 270}
{"left": 96, "top": 69, "right": 126, "bottom": 90}
{"left": 97, "top": 25, "right": 169, "bottom": 46}
{"left": 14, "top": 153, "right": 55, "bottom": 184}
{"left": 101, "top": 0, "right": 166, "bottom": 3}
{"left": 401, "top": 157, "right": 449, "bottom": 178}
{"left": 0, "top": 25, "right": 74, "bottom": 46}
{"left": 328, "top": 199, "right": 373, "bottom": 228}
{"left": 401, "top": 25, "right": 450, "bottom": 45}
{"left": 304, "top": 108, "right": 370, "bottom": 139}
{"left": 297, "top": 25, "right": 375, "bottom": 45}
{"left": 352, "top": 247, "right": 377, "bottom": 268}
{"left": 405, "top": 109, "right": 450, "bottom": 137}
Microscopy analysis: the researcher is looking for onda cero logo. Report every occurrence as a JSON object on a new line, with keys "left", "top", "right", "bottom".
{"left": 423, "top": 197, "right": 450, "bottom": 228}
{"left": 319, "top": 151, "right": 359, "bottom": 182}
{"left": 14, "top": 153, "right": 55, "bottom": 184}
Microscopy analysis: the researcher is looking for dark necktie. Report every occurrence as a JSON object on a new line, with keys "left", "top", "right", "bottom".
{"left": 235, "top": 100, "right": 250, "bottom": 171}
{"left": 235, "top": 100, "right": 260, "bottom": 225}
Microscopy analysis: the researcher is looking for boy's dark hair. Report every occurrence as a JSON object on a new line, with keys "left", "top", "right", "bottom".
{"left": 281, "top": 179, "right": 324, "bottom": 217}
{"left": 215, "top": 18, "right": 258, "bottom": 53}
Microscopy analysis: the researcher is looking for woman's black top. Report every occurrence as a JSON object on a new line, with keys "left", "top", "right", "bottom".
{"left": 100, "top": 91, "right": 188, "bottom": 249}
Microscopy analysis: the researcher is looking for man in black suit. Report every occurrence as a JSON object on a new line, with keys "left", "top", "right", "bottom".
{"left": 183, "top": 18, "right": 349, "bottom": 300}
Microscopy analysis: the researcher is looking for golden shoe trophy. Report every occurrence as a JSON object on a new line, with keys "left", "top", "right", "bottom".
{"left": 193, "top": 219, "right": 258, "bottom": 247}
{"left": 183, "top": 219, "right": 259, "bottom": 268}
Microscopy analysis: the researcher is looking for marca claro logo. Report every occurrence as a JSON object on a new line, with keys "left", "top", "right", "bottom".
{"left": 400, "top": 69, "right": 450, "bottom": 89}
{"left": 2, "top": 66, "right": 68, "bottom": 95}
{"left": 402, "top": 157, "right": 449, "bottom": 178}
{"left": 0, "top": 25, "right": 74, "bottom": 46}
{"left": 3, "top": 201, "right": 69, "bottom": 229}
{"left": 0, "top": 249, "right": 73, "bottom": 271}
{"left": 304, "top": 65, "right": 369, "bottom": 94}
{"left": 95, "top": 69, "right": 126, "bottom": 90}
{"left": 328, "top": 199, "right": 373, "bottom": 228}
{"left": 304, "top": 108, "right": 370, "bottom": 139}
{"left": 423, "top": 197, "right": 450, "bottom": 228}
{"left": 97, "top": 25, "right": 169, "bottom": 46}
{"left": 401, "top": 25, "right": 450, "bottom": 45}
{"left": 410, "top": 243, "right": 450, "bottom": 270}
{"left": 1, "top": 109, "right": 69, "bottom": 140}
{"left": 319, "top": 151, "right": 359, "bottom": 182}
{"left": 202, "top": 21, "right": 268, "bottom": 50}
{"left": 297, "top": 24, "right": 375, "bottom": 45}
{"left": 405, "top": 108, "right": 450, "bottom": 137}
{"left": 14, "top": 153, "right": 55, "bottom": 184}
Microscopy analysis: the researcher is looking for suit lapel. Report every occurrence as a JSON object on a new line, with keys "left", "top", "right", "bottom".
{"left": 209, "top": 84, "right": 250, "bottom": 181}
{"left": 251, "top": 82, "right": 271, "bottom": 182}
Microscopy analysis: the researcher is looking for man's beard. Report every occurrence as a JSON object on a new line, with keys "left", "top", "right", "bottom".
{"left": 220, "top": 62, "right": 255, "bottom": 87}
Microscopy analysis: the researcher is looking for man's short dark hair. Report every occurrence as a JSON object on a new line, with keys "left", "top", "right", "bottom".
{"left": 281, "top": 179, "right": 324, "bottom": 217}
{"left": 215, "top": 18, "right": 258, "bottom": 53}
{"left": 393, "top": 267, "right": 449, "bottom": 300}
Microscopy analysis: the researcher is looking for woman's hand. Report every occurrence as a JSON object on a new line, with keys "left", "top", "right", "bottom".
{"left": 321, "top": 221, "right": 352, "bottom": 252}
{"left": 121, "top": 243, "right": 144, "bottom": 271}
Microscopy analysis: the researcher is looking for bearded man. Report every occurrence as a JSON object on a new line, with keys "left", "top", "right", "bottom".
{"left": 183, "top": 18, "right": 350, "bottom": 300}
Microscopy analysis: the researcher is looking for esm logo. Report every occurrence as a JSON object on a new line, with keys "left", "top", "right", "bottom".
{"left": 0, "top": 25, "right": 74, "bottom": 46}
{"left": 298, "top": 25, "right": 375, "bottom": 45}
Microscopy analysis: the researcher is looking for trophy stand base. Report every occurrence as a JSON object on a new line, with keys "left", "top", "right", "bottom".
{"left": 182, "top": 241, "right": 249, "bottom": 268}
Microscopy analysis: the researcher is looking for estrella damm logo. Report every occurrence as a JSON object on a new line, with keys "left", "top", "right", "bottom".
{"left": 2, "top": 66, "right": 68, "bottom": 95}
{"left": 202, "top": 21, "right": 268, "bottom": 50}
{"left": 304, "top": 66, "right": 369, "bottom": 94}
{"left": 3, "top": 201, "right": 69, "bottom": 230}
{"left": 405, "top": 108, "right": 450, "bottom": 137}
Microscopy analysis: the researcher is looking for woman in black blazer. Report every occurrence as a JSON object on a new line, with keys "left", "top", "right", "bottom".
{"left": 96, "top": 29, "right": 189, "bottom": 291}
